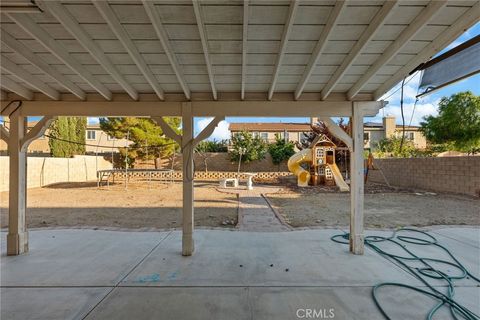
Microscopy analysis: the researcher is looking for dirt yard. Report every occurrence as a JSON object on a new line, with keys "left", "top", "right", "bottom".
{"left": 1, "top": 181, "right": 478, "bottom": 230}
{"left": 0, "top": 182, "right": 238, "bottom": 229}
{"left": 266, "top": 183, "right": 480, "bottom": 228}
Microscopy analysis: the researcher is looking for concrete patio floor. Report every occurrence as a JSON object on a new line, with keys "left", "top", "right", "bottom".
{"left": 1, "top": 227, "right": 479, "bottom": 320}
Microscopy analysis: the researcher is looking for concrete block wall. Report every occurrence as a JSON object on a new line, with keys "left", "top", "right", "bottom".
{"left": 369, "top": 156, "right": 480, "bottom": 197}
{"left": 0, "top": 155, "right": 112, "bottom": 191}
{"left": 156, "top": 152, "right": 289, "bottom": 172}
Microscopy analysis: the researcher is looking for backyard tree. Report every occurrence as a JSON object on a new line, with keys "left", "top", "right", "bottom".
{"left": 48, "top": 117, "right": 87, "bottom": 157}
{"left": 195, "top": 140, "right": 228, "bottom": 153}
{"left": 229, "top": 131, "right": 267, "bottom": 166}
{"left": 375, "top": 136, "right": 417, "bottom": 158}
{"left": 99, "top": 117, "right": 181, "bottom": 167}
{"left": 420, "top": 91, "right": 480, "bottom": 154}
{"left": 268, "top": 134, "right": 295, "bottom": 166}
{"left": 195, "top": 140, "right": 228, "bottom": 172}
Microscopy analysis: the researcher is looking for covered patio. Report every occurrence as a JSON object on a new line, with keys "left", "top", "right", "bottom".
{"left": 1, "top": 227, "right": 479, "bottom": 319}
{"left": 1, "top": 0, "right": 477, "bottom": 257}
{"left": 1, "top": 1, "right": 479, "bottom": 318}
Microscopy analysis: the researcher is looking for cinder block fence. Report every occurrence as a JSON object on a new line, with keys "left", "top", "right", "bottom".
{"left": 0, "top": 155, "right": 112, "bottom": 192}
{"left": 369, "top": 156, "right": 480, "bottom": 197}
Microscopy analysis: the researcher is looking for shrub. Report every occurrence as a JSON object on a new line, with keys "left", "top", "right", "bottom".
{"left": 195, "top": 140, "right": 228, "bottom": 153}
{"left": 268, "top": 135, "right": 295, "bottom": 165}
{"left": 229, "top": 131, "right": 267, "bottom": 163}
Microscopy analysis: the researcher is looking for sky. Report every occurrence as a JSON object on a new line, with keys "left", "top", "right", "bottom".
{"left": 86, "top": 22, "right": 480, "bottom": 141}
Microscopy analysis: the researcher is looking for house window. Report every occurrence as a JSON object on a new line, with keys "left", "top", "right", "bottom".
{"left": 252, "top": 132, "right": 259, "bottom": 138}
{"left": 284, "top": 132, "right": 289, "bottom": 141}
{"left": 406, "top": 132, "right": 414, "bottom": 140}
{"left": 86, "top": 130, "right": 96, "bottom": 140}
{"left": 363, "top": 132, "right": 370, "bottom": 141}
{"left": 107, "top": 135, "right": 115, "bottom": 141}
{"left": 260, "top": 132, "right": 268, "bottom": 140}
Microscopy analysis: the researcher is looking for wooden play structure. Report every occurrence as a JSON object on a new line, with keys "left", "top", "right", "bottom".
{"left": 288, "top": 133, "right": 350, "bottom": 191}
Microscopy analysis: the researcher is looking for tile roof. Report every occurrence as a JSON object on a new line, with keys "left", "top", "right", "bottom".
{"left": 229, "top": 123, "right": 312, "bottom": 132}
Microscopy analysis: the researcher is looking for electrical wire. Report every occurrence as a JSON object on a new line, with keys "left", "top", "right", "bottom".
{"left": 42, "top": 134, "right": 177, "bottom": 151}
{"left": 381, "top": 72, "right": 419, "bottom": 102}
{"left": 331, "top": 228, "right": 480, "bottom": 320}
{"left": 0, "top": 119, "right": 178, "bottom": 151}
{"left": 399, "top": 78, "right": 406, "bottom": 153}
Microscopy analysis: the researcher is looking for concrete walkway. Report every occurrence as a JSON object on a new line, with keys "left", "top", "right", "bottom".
{"left": 1, "top": 227, "right": 479, "bottom": 319}
{"left": 218, "top": 185, "right": 291, "bottom": 232}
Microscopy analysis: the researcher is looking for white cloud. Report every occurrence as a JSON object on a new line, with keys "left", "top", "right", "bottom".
{"left": 196, "top": 118, "right": 231, "bottom": 141}
{"left": 376, "top": 72, "right": 442, "bottom": 125}
{"left": 382, "top": 100, "right": 439, "bottom": 126}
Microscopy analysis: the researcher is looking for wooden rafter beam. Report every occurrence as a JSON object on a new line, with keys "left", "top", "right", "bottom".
{"left": 37, "top": 1, "right": 138, "bottom": 100}
{"left": 2, "top": 100, "right": 385, "bottom": 118}
{"left": 7, "top": 13, "right": 112, "bottom": 100}
{"left": 1, "top": 30, "right": 86, "bottom": 100}
{"left": 0, "top": 76, "right": 33, "bottom": 101}
{"left": 294, "top": 1, "right": 346, "bottom": 100}
{"left": 193, "top": 0, "right": 217, "bottom": 100}
{"left": 143, "top": 0, "right": 191, "bottom": 100}
{"left": 94, "top": 1, "right": 164, "bottom": 100}
{"left": 321, "top": 0, "right": 398, "bottom": 100}
{"left": 347, "top": 0, "right": 447, "bottom": 100}
{"left": 241, "top": 0, "right": 249, "bottom": 100}
{"left": 268, "top": 0, "right": 299, "bottom": 100}
{"left": 374, "top": 1, "right": 480, "bottom": 100}
{"left": 1, "top": 55, "right": 60, "bottom": 100}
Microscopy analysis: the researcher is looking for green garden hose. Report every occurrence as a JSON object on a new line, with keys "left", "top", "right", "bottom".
{"left": 331, "top": 228, "right": 480, "bottom": 320}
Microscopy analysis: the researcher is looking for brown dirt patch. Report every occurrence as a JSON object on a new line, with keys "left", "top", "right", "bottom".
{"left": 266, "top": 183, "right": 480, "bottom": 228}
{"left": 0, "top": 182, "right": 238, "bottom": 229}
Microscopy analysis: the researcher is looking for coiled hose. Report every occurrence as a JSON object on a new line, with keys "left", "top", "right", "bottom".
{"left": 331, "top": 228, "right": 480, "bottom": 320}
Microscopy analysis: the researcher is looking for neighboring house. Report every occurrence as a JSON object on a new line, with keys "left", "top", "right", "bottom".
{"left": 84, "top": 124, "right": 132, "bottom": 154}
{"left": 364, "top": 116, "right": 427, "bottom": 150}
{"left": 228, "top": 116, "right": 427, "bottom": 150}
{"left": 0, "top": 120, "right": 132, "bottom": 155}
{"left": 229, "top": 122, "right": 312, "bottom": 145}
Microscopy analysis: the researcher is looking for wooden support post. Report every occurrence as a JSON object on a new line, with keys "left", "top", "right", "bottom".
{"left": 151, "top": 114, "right": 223, "bottom": 256}
{"left": 349, "top": 102, "right": 365, "bottom": 255}
{"left": 181, "top": 102, "right": 194, "bottom": 256}
{"left": 7, "top": 110, "right": 28, "bottom": 255}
